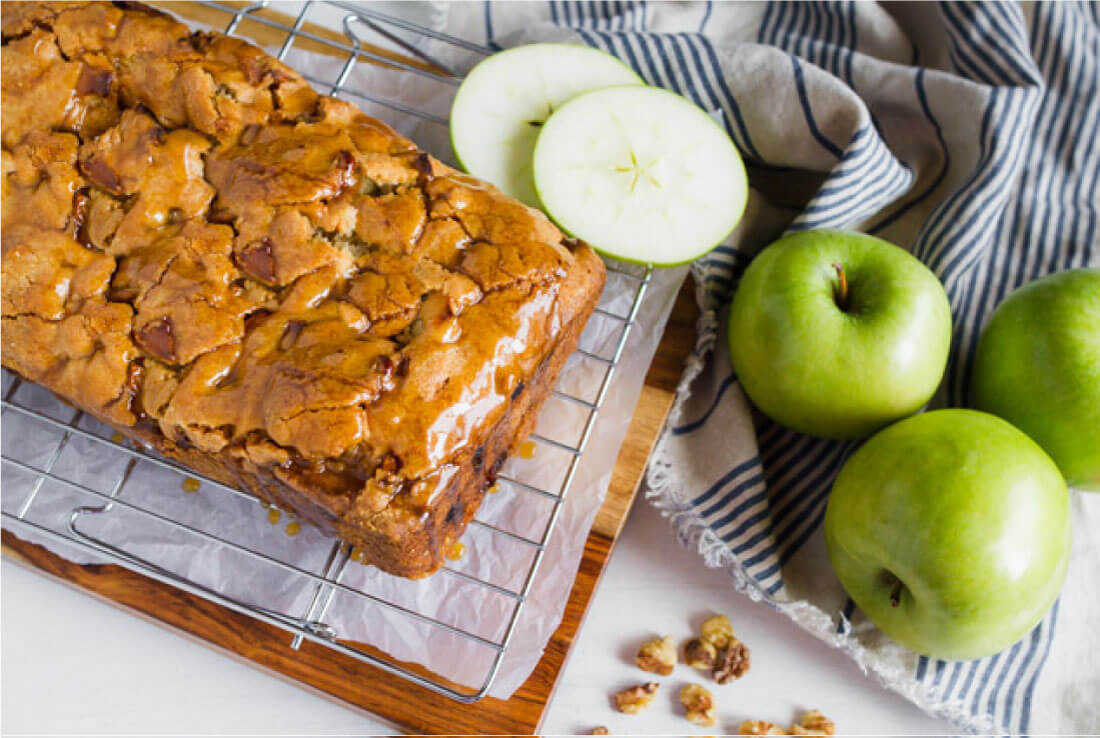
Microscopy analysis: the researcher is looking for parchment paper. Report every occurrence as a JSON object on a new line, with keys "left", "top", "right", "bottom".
{"left": 0, "top": 5, "right": 688, "bottom": 697}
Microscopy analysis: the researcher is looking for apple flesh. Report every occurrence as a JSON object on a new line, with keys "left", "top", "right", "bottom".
{"left": 728, "top": 230, "right": 952, "bottom": 439}
{"left": 971, "top": 268, "right": 1100, "bottom": 491}
{"left": 532, "top": 85, "right": 748, "bottom": 266}
{"left": 449, "top": 43, "right": 642, "bottom": 208}
{"left": 825, "top": 409, "right": 1070, "bottom": 660}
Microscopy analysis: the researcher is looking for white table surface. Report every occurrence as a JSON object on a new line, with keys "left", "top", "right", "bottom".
{"left": 1, "top": 500, "right": 954, "bottom": 736}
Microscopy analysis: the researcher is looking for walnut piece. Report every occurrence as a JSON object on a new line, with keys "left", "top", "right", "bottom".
{"left": 713, "top": 639, "right": 751, "bottom": 684}
{"left": 591, "top": 727, "right": 610, "bottom": 735}
{"left": 789, "top": 710, "right": 835, "bottom": 735}
{"left": 683, "top": 637, "right": 718, "bottom": 670}
{"left": 614, "top": 682, "right": 659, "bottom": 714}
{"left": 739, "top": 720, "right": 785, "bottom": 735}
{"left": 635, "top": 634, "right": 676, "bottom": 676}
{"left": 738, "top": 711, "right": 836, "bottom": 736}
{"left": 700, "top": 614, "right": 735, "bottom": 649}
{"left": 679, "top": 683, "right": 717, "bottom": 727}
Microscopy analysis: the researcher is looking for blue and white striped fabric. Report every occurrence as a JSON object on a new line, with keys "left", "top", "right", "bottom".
{"left": 456, "top": 1, "right": 1100, "bottom": 733}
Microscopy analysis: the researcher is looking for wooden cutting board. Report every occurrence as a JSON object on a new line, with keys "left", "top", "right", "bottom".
{"left": 2, "top": 280, "right": 697, "bottom": 735}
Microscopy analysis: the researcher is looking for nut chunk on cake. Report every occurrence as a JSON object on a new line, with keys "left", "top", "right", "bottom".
{"left": 0, "top": 1, "right": 605, "bottom": 578}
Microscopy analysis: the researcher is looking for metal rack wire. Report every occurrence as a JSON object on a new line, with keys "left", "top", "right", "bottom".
{"left": 0, "top": 1, "right": 654, "bottom": 703}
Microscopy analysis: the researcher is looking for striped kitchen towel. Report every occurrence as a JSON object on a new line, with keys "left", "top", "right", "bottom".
{"left": 453, "top": 1, "right": 1100, "bottom": 734}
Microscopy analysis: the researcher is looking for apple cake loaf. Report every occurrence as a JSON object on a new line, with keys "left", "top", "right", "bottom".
{"left": 1, "top": 1, "right": 606, "bottom": 577}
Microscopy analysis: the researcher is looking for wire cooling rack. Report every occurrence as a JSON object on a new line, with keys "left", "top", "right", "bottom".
{"left": 0, "top": 1, "right": 654, "bottom": 703}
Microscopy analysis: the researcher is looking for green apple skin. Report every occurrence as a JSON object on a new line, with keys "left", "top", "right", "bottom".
{"left": 825, "top": 409, "right": 1070, "bottom": 660}
{"left": 971, "top": 268, "right": 1100, "bottom": 492}
{"left": 727, "top": 230, "right": 952, "bottom": 439}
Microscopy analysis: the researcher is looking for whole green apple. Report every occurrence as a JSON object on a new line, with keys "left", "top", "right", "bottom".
{"left": 971, "top": 268, "right": 1100, "bottom": 491}
{"left": 727, "top": 230, "right": 952, "bottom": 439}
{"left": 825, "top": 409, "right": 1070, "bottom": 660}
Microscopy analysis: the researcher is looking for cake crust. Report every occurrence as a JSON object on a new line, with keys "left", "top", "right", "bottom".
{"left": 1, "top": 1, "right": 606, "bottom": 577}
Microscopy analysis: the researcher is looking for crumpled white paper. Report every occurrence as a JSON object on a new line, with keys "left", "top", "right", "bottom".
{"left": 0, "top": 2, "right": 688, "bottom": 698}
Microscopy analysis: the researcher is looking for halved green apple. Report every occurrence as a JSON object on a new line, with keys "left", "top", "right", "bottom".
{"left": 449, "top": 43, "right": 643, "bottom": 207}
{"left": 532, "top": 86, "right": 748, "bottom": 265}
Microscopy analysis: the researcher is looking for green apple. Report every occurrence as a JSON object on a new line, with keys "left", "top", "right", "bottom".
{"left": 532, "top": 85, "right": 748, "bottom": 265}
{"left": 449, "top": 43, "right": 643, "bottom": 207}
{"left": 727, "top": 230, "right": 952, "bottom": 439}
{"left": 825, "top": 409, "right": 1070, "bottom": 660}
{"left": 971, "top": 268, "right": 1100, "bottom": 492}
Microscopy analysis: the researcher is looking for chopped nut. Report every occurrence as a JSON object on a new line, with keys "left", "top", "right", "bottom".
{"left": 712, "top": 639, "right": 751, "bottom": 684}
{"left": 739, "top": 710, "right": 836, "bottom": 736}
{"left": 614, "top": 682, "right": 659, "bottom": 714}
{"left": 591, "top": 728, "right": 610, "bottom": 736}
{"left": 739, "top": 720, "right": 785, "bottom": 735}
{"left": 700, "top": 614, "right": 735, "bottom": 649}
{"left": 789, "top": 710, "right": 835, "bottom": 735}
{"left": 683, "top": 637, "right": 718, "bottom": 670}
{"left": 635, "top": 634, "right": 676, "bottom": 676}
{"left": 679, "top": 683, "right": 717, "bottom": 727}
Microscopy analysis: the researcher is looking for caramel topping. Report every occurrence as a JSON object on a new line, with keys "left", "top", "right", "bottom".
{"left": 76, "top": 65, "right": 115, "bottom": 96}
{"left": 1, "top": 1, "right": 606, "bottom": 536}
{"left": 1, "top": 28, "right": 82, "bottom": 149}
{"left": 446, "top": 541, "right": 465, "bottom": 560}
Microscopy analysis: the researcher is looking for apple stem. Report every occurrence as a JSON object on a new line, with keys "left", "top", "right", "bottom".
{"left": 832, "top": 263, "right": 850, "bottom": 311}
{"left": 889, "top": 580, "right": 903, "bottom": 608}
